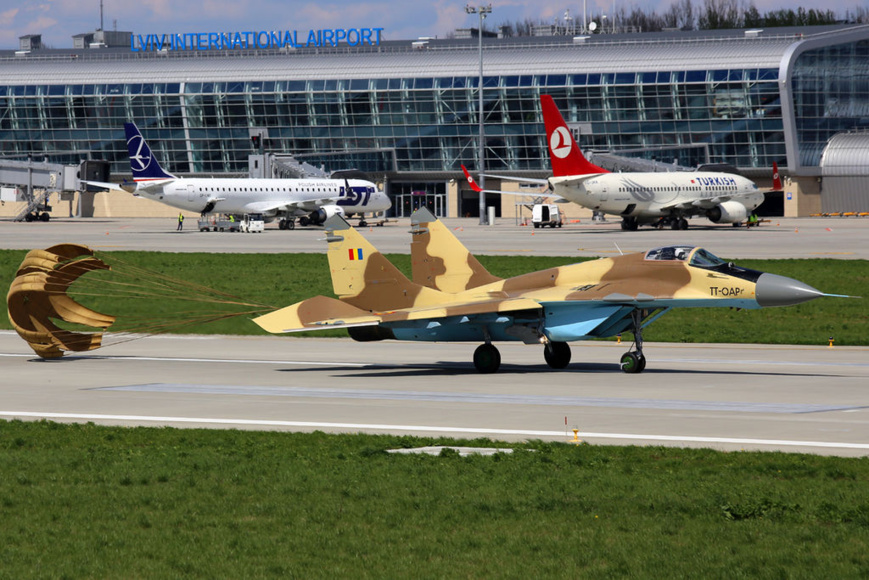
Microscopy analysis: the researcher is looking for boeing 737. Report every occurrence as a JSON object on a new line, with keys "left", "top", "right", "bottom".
{"left": 86, "top": 123, "right": 391, "bottom": 229}
{"left": 464, "top": 95, "right": 778, "bottom": 230}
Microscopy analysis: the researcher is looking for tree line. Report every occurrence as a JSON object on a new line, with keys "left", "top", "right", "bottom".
{"left": 492, "top": 1, "right": 867, "bottom": 36}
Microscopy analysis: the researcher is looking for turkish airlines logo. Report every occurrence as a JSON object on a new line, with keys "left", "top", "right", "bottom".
{"left": 550, "top": 127, "right": 573, "bottom": 159}
{"left": 127, "top": 135, "right": 152, "bottom": 171}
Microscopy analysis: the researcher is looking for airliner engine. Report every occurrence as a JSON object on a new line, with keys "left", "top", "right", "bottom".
{"left": 309, "top": 204, "right": 346, "bottom": 225}
{"left": 706, "top": 201, "right": 748, "bottom": 224}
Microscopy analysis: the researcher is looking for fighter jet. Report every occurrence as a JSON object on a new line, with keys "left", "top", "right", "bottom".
{"left": 253, "top": 208, "right": 843, "bottom": 373}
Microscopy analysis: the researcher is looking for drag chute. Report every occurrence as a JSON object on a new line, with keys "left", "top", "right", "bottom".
{"left": 7, "top": 244, "right": 274, "bottom": 359}
{"left": 7, "top": 244, "right": 115, "bottom": 358}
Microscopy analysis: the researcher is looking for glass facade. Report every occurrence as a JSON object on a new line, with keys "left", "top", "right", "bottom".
{"left": 791, "top": 39, "right": 869, "bottom": 167}
{"left": 0, "top": 36, "right": 867, "bottom": 183}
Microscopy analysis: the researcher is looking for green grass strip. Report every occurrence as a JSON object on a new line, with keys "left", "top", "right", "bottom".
{"left": 1, "top": 420, "right": 868, "bottom": 577}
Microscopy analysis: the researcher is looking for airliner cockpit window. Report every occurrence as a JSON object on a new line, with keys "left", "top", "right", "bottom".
{"left": 645, "top": 246, "right": 696, "bottom": 261}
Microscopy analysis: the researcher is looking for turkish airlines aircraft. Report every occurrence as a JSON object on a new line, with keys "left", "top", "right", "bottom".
{"left": 87, "top": 122, "right": 391, "bottom": 230}
{"left": 465, "top": 95, "right": 778, "bottom": 230}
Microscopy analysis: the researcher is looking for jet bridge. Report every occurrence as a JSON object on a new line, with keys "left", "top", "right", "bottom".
{"left": 0, "top": 159, "right": 81, "bottom": 221}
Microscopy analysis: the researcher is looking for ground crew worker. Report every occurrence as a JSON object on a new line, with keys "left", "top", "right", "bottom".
{"left": 747, "top": 213, "right": 758, "bottom": 228}
{"left": 177, "top": 212, "right": 184, "bottom": 231}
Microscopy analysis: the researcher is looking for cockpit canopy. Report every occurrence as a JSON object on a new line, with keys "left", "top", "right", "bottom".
{"left": 644, "top": 246, "right": 728, "bottom": 269}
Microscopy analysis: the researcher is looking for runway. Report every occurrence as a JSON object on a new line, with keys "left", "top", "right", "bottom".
{"left": 2, "top": 331, "right": 868, "bottom": 457}
{"left": 2, "top": 215, "right": 868, "bottom": 259}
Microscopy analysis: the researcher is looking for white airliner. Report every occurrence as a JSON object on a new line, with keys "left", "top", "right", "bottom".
{"left": 464, "top": 95, "right": 778, "bottom": 230}
{"left": 87, "top": 122, "right": 391, "bottom": 229}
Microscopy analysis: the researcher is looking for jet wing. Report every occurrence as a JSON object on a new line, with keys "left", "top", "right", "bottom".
{"left": 254, "top": 295, "right": 542, "bottom": 334}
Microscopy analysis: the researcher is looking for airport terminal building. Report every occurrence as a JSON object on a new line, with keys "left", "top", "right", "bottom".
{"left": 2, "top": 24, "right": 869, "bottom": 218}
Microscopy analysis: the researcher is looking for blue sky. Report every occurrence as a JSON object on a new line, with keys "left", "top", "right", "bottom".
{"left": 2, "top": 0, "right": 864, "bottom": 50}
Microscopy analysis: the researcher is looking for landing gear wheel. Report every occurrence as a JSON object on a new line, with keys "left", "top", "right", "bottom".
{"left": 679, "top": 218, "right": 688, "bottom": 230}
{"left": 286, "top": 219, "right": 295, "bottom": 230}
{"left": 473, "top": 343, "right": 501, "bottom": 374}
{"left": 358, "top": 219, "right": 368, "bottom": 227}
{"left": 670, "top": 219, "right": 681, "bottom": 230}
{"left": 543, "top": 341, "right": 571, "bottom": 369}
{"left": 278, "top": 220, "right": 287, "bottom": 230}
{"left": 620, "top": 351, "right": 646, "bottom": 374}
{"left": 621, "top": 218, "right": 639, "bottom": 231}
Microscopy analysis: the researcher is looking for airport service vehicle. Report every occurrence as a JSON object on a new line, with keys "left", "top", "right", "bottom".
{"left": 532, "top": 204, "right": 563, "bottom": 228}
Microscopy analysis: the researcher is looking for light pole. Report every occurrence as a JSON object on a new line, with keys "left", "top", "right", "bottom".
{"left": 466, "top": 3, "right": 492, "bottom": 224}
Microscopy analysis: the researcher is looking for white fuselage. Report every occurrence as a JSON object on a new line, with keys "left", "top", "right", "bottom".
{"left": 133, "top": 176, "right": 391, "bottom": 218}
{"left": 550, "top": 172, "right": 764, "bottom": 222}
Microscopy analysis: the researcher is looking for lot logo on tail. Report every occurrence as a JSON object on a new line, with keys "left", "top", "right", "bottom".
{"left": 348, "top": 248, "right": 364, "bottom": 261}
{"left": 550, "top": 127, "right": 573, "bottom": 159}
{"left": 128, "top": 135, "right": 152, "bottom": 172}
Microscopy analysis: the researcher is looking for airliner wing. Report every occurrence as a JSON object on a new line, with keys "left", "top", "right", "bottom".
{"left": 462, "top": 165, "right": 562, "bottom": 199}
{"left": 81, "top": 179, "right": 172, "bottom": 194}
{"left": 80, "top": 180, "right": 122, "bottom": 191}
{"left": 481, "top": 173, "right": 550, "bottom": 186}
{"left": 243, "top": 197, "right": 340, "bottom": 214}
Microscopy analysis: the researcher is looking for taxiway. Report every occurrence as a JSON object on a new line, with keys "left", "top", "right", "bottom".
{"left": 2, "top": 331, "right": 867, "bottom": 456}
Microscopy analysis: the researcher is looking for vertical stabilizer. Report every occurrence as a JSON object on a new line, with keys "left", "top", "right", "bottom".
{"left": 772, "top": 161, "right": 782, "bottom": 191}
{"left": 324, "top": 215, "right": 442, "bottom": 311}
{"left": 540, "top": 95, "right": 609, "bottom": 177}
{"left": 410, "top": 207, "right": 502, "bottom": 292}
{"left": 124, "top": 122, "right": 176, "bottom": 181}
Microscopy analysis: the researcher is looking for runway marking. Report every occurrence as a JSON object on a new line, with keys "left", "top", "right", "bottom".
{"left": 3, "top": 350, "right": 868, "bottom": 369}
{"left": 2, "top": 411, "right": 868, "bottom": 451}
{"left": 100, "top": 384, "right": 865, "bottom": 414}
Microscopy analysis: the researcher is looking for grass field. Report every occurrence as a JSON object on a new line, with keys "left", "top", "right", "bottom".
{"left": 2, "top": 249, "right": 866, "bottom": 345}
{"left": 1, "top": 420, "right": 868, "bottom": 577}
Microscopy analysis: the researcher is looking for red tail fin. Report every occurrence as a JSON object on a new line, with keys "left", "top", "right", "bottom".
{"left": 540, "top": 95, "right": 609, "bottom": 177}
{"left": 772, "top": 161, "right": 782, "bottom": 190}
{"left": 461, "top": 165, "right": 484, "bottom": 192}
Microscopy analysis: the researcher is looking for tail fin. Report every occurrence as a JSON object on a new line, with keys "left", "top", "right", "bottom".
{"left": 410, "top": 207, "right": 502, "bottom": 293}
{"left": 461, "top": 165, "right": 484, "bottom": 192}
{"left": 540, "top": 95, "right": 608, "bottom": 177}
{"left": 772, "top": 161, "right": 782, "bottom": 191}
{"left": 124, "top": 122, "right": 176, "bottom": 182}
{"left": 324, "top": 215, "right": 442, "bottom": 311}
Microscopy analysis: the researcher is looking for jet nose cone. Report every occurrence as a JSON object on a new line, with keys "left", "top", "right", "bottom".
{"left": 756, "top": 273, "right": 824, "bottom": 307}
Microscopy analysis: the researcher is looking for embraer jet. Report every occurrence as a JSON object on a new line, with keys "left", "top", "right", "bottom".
{"left": 465, "top": 95, "right": 777, "bottom": 230}
{"left": 87, "top": 123, "right": 391, "bottom": 229}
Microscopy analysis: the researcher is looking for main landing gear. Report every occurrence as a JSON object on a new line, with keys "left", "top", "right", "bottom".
{"left": 473, "top": 343, "right": 501, "bottom": 374}
{"left": 278, "top": 218, "right": 296, "bottom": 230}
{"left": 544, "top": 341, "right": 571, "bottom": 369}
{"left": 619, "top": 309, "right": 647, "bottom": 374}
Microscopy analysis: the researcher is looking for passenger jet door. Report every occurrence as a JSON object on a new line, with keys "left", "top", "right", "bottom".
{"left": 187, "top": 184, "right": 196, "bottom": 202}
